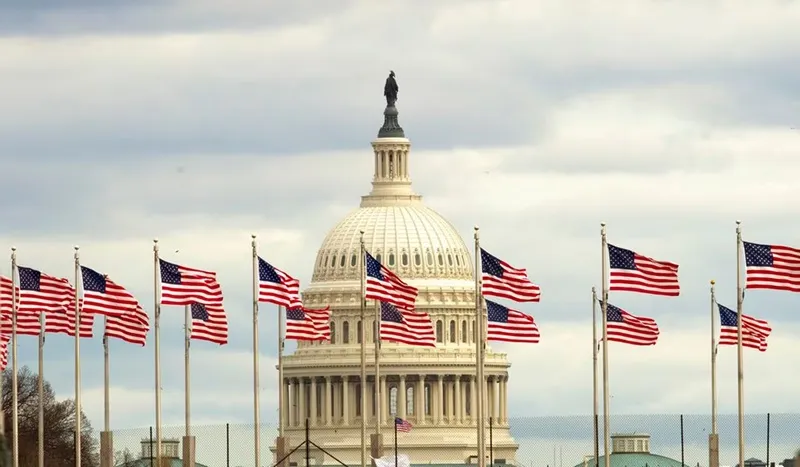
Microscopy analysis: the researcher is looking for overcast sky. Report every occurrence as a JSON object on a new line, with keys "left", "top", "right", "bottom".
{"left": 2, "top": 0, "right": 800, "bottom": 463}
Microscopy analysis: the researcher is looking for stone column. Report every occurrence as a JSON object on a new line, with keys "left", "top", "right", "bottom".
{"left": 455, "top": 376, "right": 462, "bottom": 424}
{"left": 287, "top": 379, "right": 295, "bottom": 427}
{"left": 493, "top": 376, "right": 500, "bottom": 423}
{"left": 325, "top": 377, "right": 332, "bottom": 426}
{"left": 399, "top": 375, "right": 407, "bottom": 419}
{"left": 381, "top": 377, "right": 389, "bottom": 425}
{"left": 310, "top": 378, "right": 318, "bottom": 426}
{"left": 416, "top": 377, "right": 425, "bottom": 425}
{"left": 502, "top": 377, "right": 509, "bottom": 424}
{"left": 300, "top": 378, "right": 308, "bottom": 424}
{"left": 469, "top": 376, "right": 476, "bottom": 423}
{"left": 343, "top": 377, "right": 350, "bottom": 425}
{"left": 436, "top": 375, "right": 443, "bottom": 424}
{"left": 447, "top": 379, "right": 454, "bottom": 422}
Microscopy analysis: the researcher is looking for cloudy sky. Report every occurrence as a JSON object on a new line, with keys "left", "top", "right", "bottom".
{"left": 2, "top": 0, "right": 800, "bottom": 464}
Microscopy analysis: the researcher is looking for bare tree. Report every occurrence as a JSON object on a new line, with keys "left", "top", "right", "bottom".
{"left": 114, "top": 448, "right": 135, "bottom": 466}
{"left": 2, "top": 366, "right": 99, "bottom": 467}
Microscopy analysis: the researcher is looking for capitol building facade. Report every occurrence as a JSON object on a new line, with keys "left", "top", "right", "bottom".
{"left": 279, "top": 96, "right": 518, "bottom": 465}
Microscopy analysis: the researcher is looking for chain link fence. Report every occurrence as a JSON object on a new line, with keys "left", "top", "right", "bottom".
{"left": 109, "top": 413, "right": 799, "bottom": 467}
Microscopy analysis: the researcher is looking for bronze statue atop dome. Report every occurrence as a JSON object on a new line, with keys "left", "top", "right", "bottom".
{"left": 384, "top": 70, "right": 398, "bottom": 107}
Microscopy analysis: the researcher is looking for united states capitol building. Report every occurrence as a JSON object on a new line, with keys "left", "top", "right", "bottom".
{"left": 278, "top": 79, "right": 518, "bottom": 466}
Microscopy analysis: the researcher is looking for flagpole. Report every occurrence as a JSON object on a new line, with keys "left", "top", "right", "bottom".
{"left": 251, "top": 235, "right": 262, "bottom": 467}
{"left": 359, "top": 230, "right": 367, "bottom": 467}
{"left": 591, "top": 287, "right": 599, "bottom": 467}
{"left": 710, "top": 280, "right": 717, "bottom": 435}
{"left": 74, "top": 246, "right": 82, "bottom": 467}
{"left": 278, "top": 305, "right": 284, "bottom": 436}
{"left": 600, "top": 223, "right": 610, "bottom": 467}
{"left": 10, "top": 247, "right": 19, "bottom": 467}
{"left": 153, "top": 239, "right": 163, "bottom": 467}
{"left": 103, "top": 318, "right": 111, "bottom": 434}
{"left": 184, "top": 304, "right": 191, "bottom": 438}
{"left": 709, "top": 279, "right": 719, "bottom": 467}
{"left": 374, "top": 298, "right": 382, "bottom": 434}
{"left": 474, "top": 226, "right": 485, "bottom": 467}
{"left": 735, "top": 221, "right": 744, "bottom": 467}
{"left": 38, "top": 313, "right": 44, "bottom": 467}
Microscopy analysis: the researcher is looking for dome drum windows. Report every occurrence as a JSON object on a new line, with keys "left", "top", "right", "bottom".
{"left": 401, "top": 252, "right": 409, "bottom": 266}
{"left": 426, "top": 251, "right": 433, "bottom": 266}
{"left": 388, "top": 252, "right": 396, "bottom": 266}
{"left": 350, "top": 254, "right": 357, "bottom": 267}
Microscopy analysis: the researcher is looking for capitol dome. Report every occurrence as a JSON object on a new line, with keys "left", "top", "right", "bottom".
{"left": 276, "top": 91, "right": 517, "bottom": 467}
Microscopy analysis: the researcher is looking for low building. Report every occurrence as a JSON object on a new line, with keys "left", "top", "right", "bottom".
{"left": 114, "top": 439, "right": 210, "bottom": 467}
{"left": 575, "top": 433, "right": 688, "bottom": 467}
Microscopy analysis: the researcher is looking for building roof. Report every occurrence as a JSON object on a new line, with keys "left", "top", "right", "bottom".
{"left": 576, "top": 453, "right": 688, "bottom": 467}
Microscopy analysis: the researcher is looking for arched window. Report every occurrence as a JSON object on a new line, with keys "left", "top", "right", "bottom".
{"left": 324, "top": 255, "right": 330, "bottom": 267}
{"left": 340, "top": 255, "right": 346, "bottom": 267}
{"left": 357, "top": 320, "right": 362, "bottom": 344}
{"left": 401, "top": 253, "right": 408, "bottom": 266}
{"left": 390, "top": 386, "right": 398, "bottom": 416}
{"left": 343, "top": 321, "right": 350, "bottom": 344}
{"left": 414, "top": 253, "right": 421, "bottom": 266}
{"left": 461, "top": 320, "right": 467, "bottom": 343}
{"left": 426, "top": 252, "right": 433, "bottom": 265}
{"left": 455, "top": 255, "right": 461, "bottom": 266}
{"left": 388, "top": 253, "right": 395, "bottom": 266}
{"left": 350, "top": 254, "right": 357, "bottom": 267}
{"left": 436, "top": 320, "right": 443, "bottom": 343}
{"left": 449, "top": 320, "right": 456, "bottom": 343}
{"left": 437, "top": 254, "right": 444, "bottom": 266}
{"left": 330, "top": 321, "right": 337, "bottom": 344}
{"left": 330, "top": 254, "right": 337, "bottom": 267}
{"left": 376, "top": 253, "right": 382, "bottom": 264}
{"left": 447, "top": 254, "right": 453, "bottom": 266}
{"left": 406, "top": 386, "right": 414, "bottom": 415}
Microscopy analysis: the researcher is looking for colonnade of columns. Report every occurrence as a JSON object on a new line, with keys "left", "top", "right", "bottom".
{"left": 282, "top": 374, "right": 509, "bottom": 429}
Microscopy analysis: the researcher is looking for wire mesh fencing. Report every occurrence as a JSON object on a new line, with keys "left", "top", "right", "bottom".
{"left": 108, "top": 413, "right": 799, "bottom": 467}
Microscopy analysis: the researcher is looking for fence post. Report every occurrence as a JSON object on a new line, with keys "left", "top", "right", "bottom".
{"left": 226, "top": 423, "right": 230, "bottom": 467}
{"left": 149, "top": 426, "right": 154, "bottom": 467}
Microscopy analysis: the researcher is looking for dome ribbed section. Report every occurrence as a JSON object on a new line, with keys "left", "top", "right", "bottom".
{"left": 311, "top": 205, "right": 473, "bottom": 283}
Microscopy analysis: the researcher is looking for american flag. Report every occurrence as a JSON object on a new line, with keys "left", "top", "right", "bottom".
{"left": 17, "top": 266, "right": 75, "bottom": 314}
{"left": 285, "top": 306, "right": 330, "bottom": 342}
{"left": 46, "top": 308, "right": 94, "bottom": 338}
{"left": 81, "top": 266, "right": 142, "bottom": 317}
{"left": 258, "top": 257, "right": 302, "bottom": 308}
{"left": 189, "top": 301, "right": 228, "bottom": 345}
{"left": 105, "top": 306, "right": 149, "bottom": 346}
{"left": 365, "top": 253, "right": 418, "bottom": 310}
{"left": 717, "top": 304, "right": 771, "bottom": 352}
{"left": 0, "top": 276, "right": 18, "bottom": 315}
{"left": 0, "top": 335, "right": 8, "bottom": 371}
{"left": 159, "top": 259, "right": 223, "bottom": 306}
{"left": 603, "top": 302, "right": 659, "bottom": 346}
{"left": 743, "top": 241, "right": 800, "bottom": 292}
{"left": 379, "top": 302, "right": 436, "bottom": 347}
{"left": 607, "top": 244, "right": 680, "bottom": 296}
{"left": 0, "top": 312, "right": 41, "bottom": 336}
{"left": 485, "top": 299, "right": 540, "bottom": 343}
{"left": 480, "top": 249, "right": 541, "bottom": 302}
{"left": 395, "top": 417, "right": 412, "bottom": 433}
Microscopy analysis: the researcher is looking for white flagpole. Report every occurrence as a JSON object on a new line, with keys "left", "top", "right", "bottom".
{"left": 74, "top": 246, "right": 82, "bottom": 467}
{"left": 474, "top": 226, "right": 485, "bottom": 467}
{"left": 359, "top": 230, "right": 367, "bottom": 467}
{"left": 252, "top": 235, "right": 262, "bottom": 467}
{"left": 277, "top": 305, "right": 284, "bottom": 435}
{"left": 592, "top": 287, "right": 599, "bottom": 467}
{"left": 710, "top": 280, "right": 718, "bottom": 435}
{"left": 709, "top": 279, "right": 719, "bottom": 467}
{"left": 600, "top": 223, "right": 610, "bottom": 467}
{"left": 735, "top": 221, "right": 744, "bottom": 467}
{"left": 103, "top": 317, "right": 111, "bottom": 435}
{"left": 184, "top": 304, "right": 191, "bottom": 439}
{"left": 374, "top": 299, "right": 381, "bottom": 434}
{"left": 10, "top": 247, "right": 19, "bottom": 467}
{"left": 38, "top": 313, "right": 44, "bottom": 467}
{"left": 153, "top": 239, "right": 163, "bottom": 466}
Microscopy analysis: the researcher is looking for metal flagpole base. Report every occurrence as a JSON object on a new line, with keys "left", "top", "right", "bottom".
{"left": 182, "top": 436, "right": 196, "bottom": 467}
{"left": 99, "top": 431, "right": 114, "bottom": 467}
{"left": 370, "top": 433, "right": 384, "bottom": 466}
{"left": 275, "top": 436, "right": 288, "bottom": 467}
{"left": 708, "top": 434, "right": 719, "bottom": 467}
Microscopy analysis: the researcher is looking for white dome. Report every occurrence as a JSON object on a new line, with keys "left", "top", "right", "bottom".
{"left": 311, "top": 204, "right": 473, "bottom": 284}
